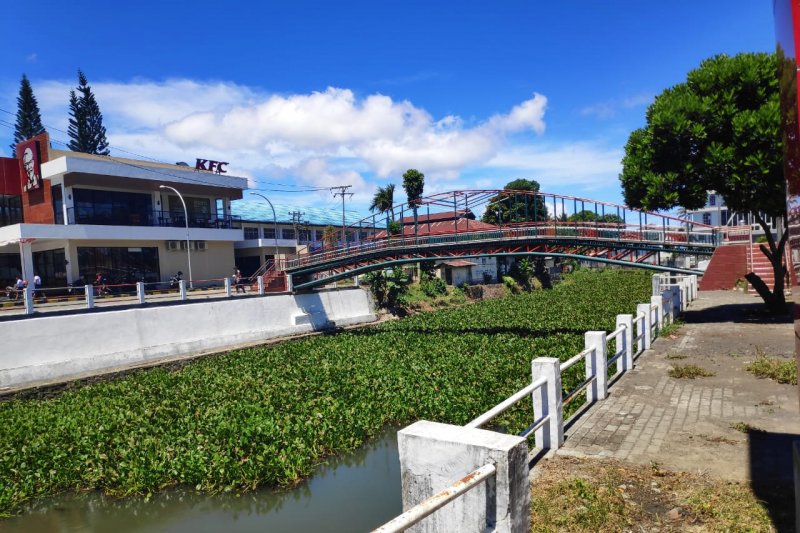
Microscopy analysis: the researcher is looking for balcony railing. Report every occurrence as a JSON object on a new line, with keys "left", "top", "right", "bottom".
{"left": 66, "top": 207, "right": 242, "bottom": 229}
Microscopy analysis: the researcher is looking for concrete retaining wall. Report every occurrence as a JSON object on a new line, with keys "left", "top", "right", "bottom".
{"left": 0, "top": 288, "right": 376, "bottom": 389}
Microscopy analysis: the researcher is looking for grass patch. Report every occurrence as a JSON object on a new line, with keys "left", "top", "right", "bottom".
{"left": 730, "top": 422, "right": 766, "bottom": 434}
{"left": 657, "top": 318, "right": 684, "bottom": 338}
{"left": 531, "top": 455, "right": 784, "bottom": 532}
{"left": 0, "top": 270, "right": 651, "bottom": 516}
{"left": 746, "top": 355, "right": 797, "bottom": 385}
{"left": 668, "top": 364, "right": 714, "bottom": 379}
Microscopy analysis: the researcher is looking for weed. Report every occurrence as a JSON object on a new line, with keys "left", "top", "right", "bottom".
{"left": 658, "top": 318, "right": 684, "bottom": 338}
{"left": 668, "top": 364, "right": 714, "bottom": 379}
{"left": 730, "top": 422, "right": 766, "bottom": 434}
{"left": 745, "top": 355, "right": 797, "bottom": 385}
{"left": 665, "top": 354, "right": 687, "bottom": 360}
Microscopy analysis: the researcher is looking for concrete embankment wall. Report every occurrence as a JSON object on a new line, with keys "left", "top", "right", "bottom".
{"left": 0, "top": 288, "right": 376, "bottom": 390}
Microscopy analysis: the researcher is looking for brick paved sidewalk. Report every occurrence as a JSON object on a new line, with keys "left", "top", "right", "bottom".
{"left": 558, "top": 290, "right": 799, "bottom": 483}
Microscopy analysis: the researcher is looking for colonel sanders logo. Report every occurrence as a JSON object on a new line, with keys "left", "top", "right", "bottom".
{"left": 18, "top": 140, "right": 41, "bottom": 192}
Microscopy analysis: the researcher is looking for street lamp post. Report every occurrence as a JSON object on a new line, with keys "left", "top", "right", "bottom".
{"left": 159, "top": 185, "right": 193, "bottom": 289}
{"left": 250, "top": 192, "right": 280, "bottom": 268}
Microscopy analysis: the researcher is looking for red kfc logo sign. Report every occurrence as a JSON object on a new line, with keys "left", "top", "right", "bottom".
{"left": 18, "top": 139, "right": 42, "bottom": 192}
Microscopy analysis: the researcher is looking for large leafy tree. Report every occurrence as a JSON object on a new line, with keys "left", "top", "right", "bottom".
{"left": 68, "top": 70, "right": 110, "bottom": 155}
{"left": 369, "top": 183, "right": 396, "bottom": 221}
{"left": 402, "top": 169, "right": 425, "bottom": 237}
{"left": 482, "top": 178, "right": 548, "bottom": 225}
{"left": 10, "top": 74, "right": 45, "bottom": 155}
{"left": 620, "top": 52, "right": 787, "bottom": 312}
{"left": 567, "top": 210, "right": 624, "bottom": 224}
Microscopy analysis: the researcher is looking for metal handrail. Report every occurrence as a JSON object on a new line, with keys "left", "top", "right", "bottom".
{"left": 562, "top": 347, "right": 592, "bottom": 371}
{"left": 606, "top": 324, "right": 627, "bottom": 342}
{"left": 372, "top": 463, "right": 497, "bottom": 533}
{"left": 562, "top": 376, "right": 595, "bottom": 406}
{"left": 466, "top": 376, "right": 548, "bottom": 429}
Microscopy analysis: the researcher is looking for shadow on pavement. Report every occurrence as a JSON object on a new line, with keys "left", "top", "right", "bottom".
{"left": 682, "top": 302, "right": 792, "bottom": 325}
{"left": 748, "top": 430, "right": 798, "bottom": 532}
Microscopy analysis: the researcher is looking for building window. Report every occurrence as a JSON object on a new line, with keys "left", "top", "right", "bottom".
{"left": 33, "top": 248, "right": 67, "bottom": 287}
{"left": 709, "top": 194, "right": 716, "bottom": 206}
{"left": 244, "top": 227, "right": 259, "bottom": 240}
{"left": 282, "top": 228, "right": 296, "bottom": 240}
{"left": 721, "top": 209, "right": 729, "bottom": 225}
{"left": 702, "top": 213, "right": 711, "bottom": 225}
{"left": 298, "top": 229, "right": 312, "bottom": 243}
{"left": 263, "top": 227, "right": 276, "bottom": 239}
{"left": 73, "top": 188, "right": 153, "bottom": 226}
{"left": 77, "top": 246, "right": 160, "bottom": 283}
{"left": 0, "top": 195, "right": 23, "bottom": 226}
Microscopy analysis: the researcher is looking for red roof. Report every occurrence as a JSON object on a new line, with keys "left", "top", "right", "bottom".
{"left": 437, "top": 260, "right": 477, "bottom": 268}
{"left": 399, "top": 209, "right": 473, "bottom": 225}
{"left": 373, "top": 218, "right": 498, "bottom": 239}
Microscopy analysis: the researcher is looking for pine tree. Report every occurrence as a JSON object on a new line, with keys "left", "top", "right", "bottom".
{"left": 67, "top": 70, "right": 110, "bottom": 155}
{"left": 10, "top": 74, "right": 45, "bottom": 155}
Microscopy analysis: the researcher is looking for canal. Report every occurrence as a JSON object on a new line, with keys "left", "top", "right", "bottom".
{"left": 3, "top": 429, "right": 401, "bottom": 532}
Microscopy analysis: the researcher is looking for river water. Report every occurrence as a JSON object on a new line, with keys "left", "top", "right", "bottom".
{"left": 3, "top": 430, "right": 401, "bottom": 533}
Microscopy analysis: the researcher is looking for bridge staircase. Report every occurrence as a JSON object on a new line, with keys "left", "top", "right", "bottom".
{"left": 249, "top": 260, "right": 287, "bottom": 293}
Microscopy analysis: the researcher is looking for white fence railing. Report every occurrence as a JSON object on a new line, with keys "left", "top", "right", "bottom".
{"left": 374, "top": 273, "right": 697, "bottom": 532}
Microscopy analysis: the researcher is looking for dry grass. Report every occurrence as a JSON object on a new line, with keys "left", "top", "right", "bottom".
{"left": 530, "top": 455, "right": 784, "bottom": 532}
{"left": 746, "top": 355, "right": 797, "bottom": 385}
{"left": 668, "top": 364, "right": 715, "bottom": 379}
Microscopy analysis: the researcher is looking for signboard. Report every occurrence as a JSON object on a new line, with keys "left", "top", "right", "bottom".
{"left": 18, "top": 139, "right": 42, "bottom": 192}
{"left": 195, "top": 158, "right": 229, "bottom": 174}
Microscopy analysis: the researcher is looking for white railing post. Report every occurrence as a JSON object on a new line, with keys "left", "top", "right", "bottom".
{"left": 651, "top": 274, "right": 661, "bottom": 296}
{"left": 531, "top": 357, "right": 563, "bottom": 450}
{"left": 257, "top": 275, "right": 265, "bottom": 295}
{"left": 224, "top": 276, "right": 232, "bottom": 297}
{"left": 354, "top": 275, "right": 360, "bottom": 287}
{"left": 287, "top": 274, "right": 294, "bottom": 292}
{"left": 23, "top": 285, "right": 34, "bottom": 315}
{"left": 691, "top": 274, "right": 698, "bottom": 300}
{"left": 679, "top": 280, "right": 688, "bottom": 311}
{"left": 616, "top": 314, "right": 633, "bottom": 373}
{"left": 85, "top": 285, "right": 95, "bottom": 309}
{"left": 650, "top": 295, "right": 663, "bottom": 336}
{"left": 671, "top": 286, "right": 682, "bottom": 316}
{"left": 660, "top": 289, "right": 673, "bottom": 325}
{"left": 585, "top": 331, "right": 608, "bottom": 403}
{"left": 136, "top": 282, "right": 146, "bottom": 304}
{"left": 179, "top": 280, "right": 187, "bottom": 301}
{"left": 637, "top": 303, "right": 652, "bottom": 350}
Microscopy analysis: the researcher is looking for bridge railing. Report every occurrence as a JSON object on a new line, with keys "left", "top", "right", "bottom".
{"left": 282, "top": 223, "right": 718, "bottom": 271}
{"left": 373, "top": 274, "right": 695, "bottom": 532}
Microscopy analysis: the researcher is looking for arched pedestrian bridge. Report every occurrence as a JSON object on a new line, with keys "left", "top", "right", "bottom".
{"left": 277, "top": 190, "right": 718, "bottom": 291}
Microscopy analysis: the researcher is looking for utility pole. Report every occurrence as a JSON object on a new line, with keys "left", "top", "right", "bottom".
{"left": 289, "top": 210, "right": 305, "bottom": 242}
{"left": 331, "top": 185, "right": 353, "bottom": 247}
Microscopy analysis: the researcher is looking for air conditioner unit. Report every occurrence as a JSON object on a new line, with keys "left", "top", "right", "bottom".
{"left": 194, "top": 240, "right": 208, "bottom": 251}
{"left": 167, "top": 240, "right": 179, "bottom": 251}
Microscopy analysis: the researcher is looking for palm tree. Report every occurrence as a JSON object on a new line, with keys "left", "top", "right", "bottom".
{"left": 369, "top": 184, "right": 396, "bottom": 222}
{"left": 402, "top": 169, "right": 425, "bottom": 239}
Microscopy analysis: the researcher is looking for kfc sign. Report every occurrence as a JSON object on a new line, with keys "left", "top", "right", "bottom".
{"left": 18, "top": 139, "right": 42, "bottom": 192}
{"left": 195, "top": 158, "right": 229, "bottom": 174}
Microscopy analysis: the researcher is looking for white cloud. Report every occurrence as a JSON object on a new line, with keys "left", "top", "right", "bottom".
{"left": 487, "top": 143, "right": 624, "bottom": 190}
{"left": 580, "top": 93, "right": 653, "bottom": 119}
{"left": 25, "top": 53, "right": 37, "bottom": 63}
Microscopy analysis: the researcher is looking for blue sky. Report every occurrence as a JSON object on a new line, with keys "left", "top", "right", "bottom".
{"left": 0, "top": 1, "right": 777, "bottom": 217}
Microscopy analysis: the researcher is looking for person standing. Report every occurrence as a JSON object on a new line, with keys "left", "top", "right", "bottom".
{"left": 234, "top": 267, "right": 246, "bottom": 294}
{"left": 33, "top": 274, "right": 42, "bottom": 299}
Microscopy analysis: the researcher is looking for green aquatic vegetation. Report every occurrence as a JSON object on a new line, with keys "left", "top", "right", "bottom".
{"left": 0, "top": 269, "right": 651, "bottom": 516}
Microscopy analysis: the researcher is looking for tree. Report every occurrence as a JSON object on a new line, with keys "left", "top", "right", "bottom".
{"left": 10, "top": 74, "right": 45, "bottom": 155}
{"left": 402, "top": 169, "right": 425, "bottom": 238}
{"left": 369, "top": 183, "right": 396, "bottom": 224}
{"left": 68, "top": 70, "right": 110, "bottom": 155}
{"left": 322, "top": 225, "right": 338, "bottom": 249}
{"left": 566, "top": 210, "right": 624, "bottom": 224}
{"left": 482, "top": 178, "right": 548, "bottom": 225}
{"left": 620, "top": 52, "right": 787, "bottom": 312}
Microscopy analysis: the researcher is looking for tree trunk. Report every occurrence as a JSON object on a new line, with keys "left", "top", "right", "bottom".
{"left": 746, "top": 214, "right": 788, "bottom": 314}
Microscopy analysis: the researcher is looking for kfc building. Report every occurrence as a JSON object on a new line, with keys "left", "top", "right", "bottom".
{"left": 0, "top": 132, "right": 249, "bottom": 288}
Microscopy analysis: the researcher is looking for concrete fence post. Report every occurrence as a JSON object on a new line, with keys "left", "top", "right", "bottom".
{"left": 398, "top": 421, "right": 529, "bottom": 533}
{"left": 136, "top": 282, "right": 146, "bottom": 304}
{"left": 585, "top": 331, "right": 608, "bottom": 403}
{"left": 23, "top": 286, "right": 34, "bottom": 315}
{"left": 650, "top": 295, "right": 663, "bottom": 337}
{"left": 616, "top": 314, "right": 634, "bottom": 373}
{"left": 287, "top": 274, "right": 294, "bottom": 293}
{"left": 670, "top": 286, "right": 681, "bottom": 317}
{"left": 354, "top": 275, "right": 360, "bottom": 287}
{"left": 179, "top": 280, "right": 187, "bottom": 301}
{"left": 257, "top": 275, "right": 265, "bottom": 295}
{"left": 660, "top": 290, "right": 673, "bottom": 325}
{"left": 637, "top": 303, "right": 652, "bottom": 350}
{"left": 531, "top": 357, "right": 564, "bottom": 450}
{"left": 85, "top": 285, "right": 94, "bottom": 309}
{"left": 224, "top": 276, "right": 232, "bottom": 297}
{"left": 651, "top": 274, "right": 661, "bottom": 296}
